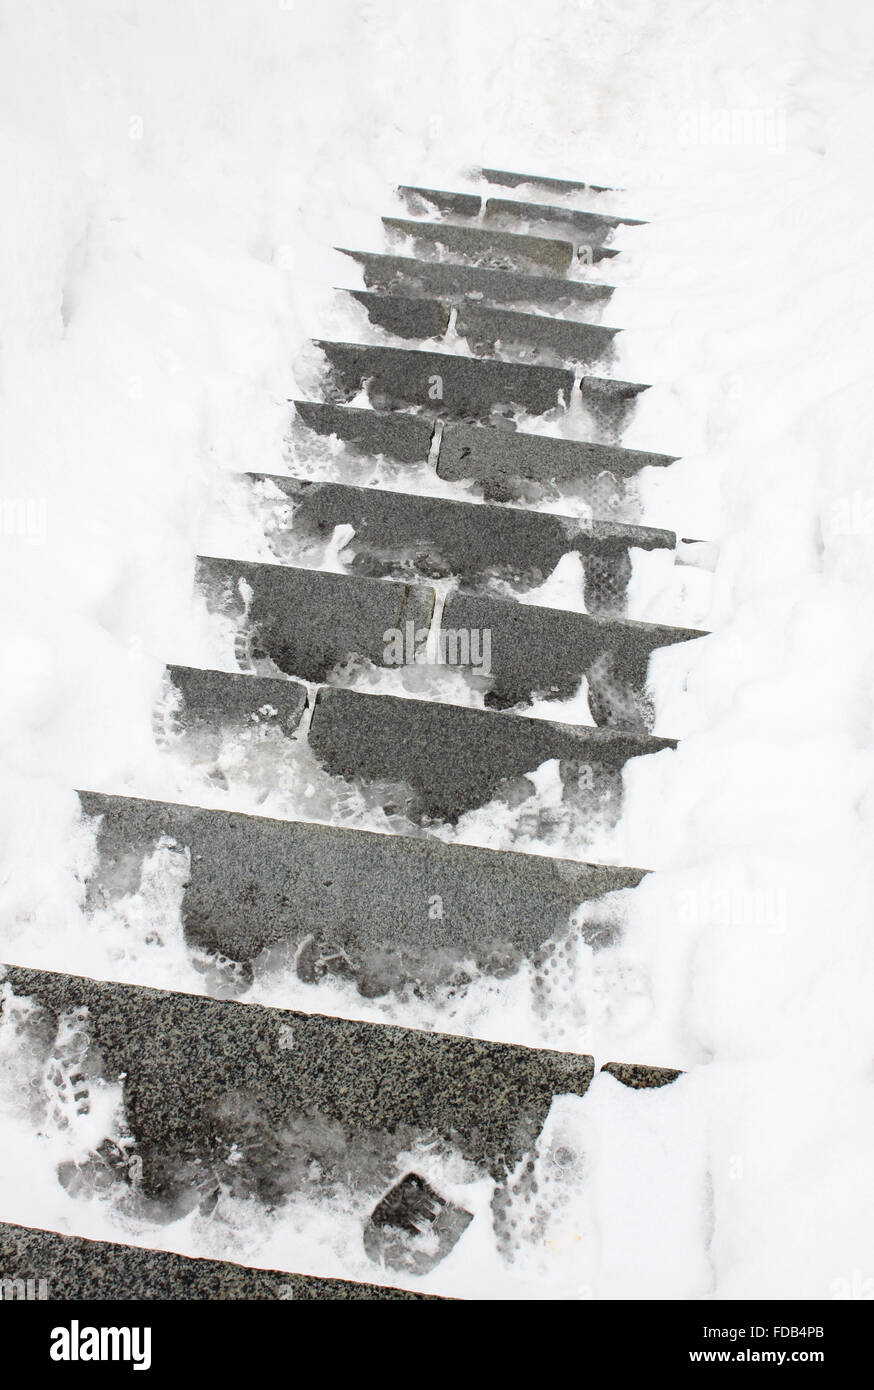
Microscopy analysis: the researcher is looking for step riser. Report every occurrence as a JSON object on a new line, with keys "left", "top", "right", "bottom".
{"left": 315, "top": 341, "right": 574, "bottom": 421}
{"left": 291, "top": 400, "right": 435, "bottom": 464}
{"left": 484, "top": 197, "right": 644, "bottom": 240}
{"left": 382, "top": 217, "right": 578, "bottom": 274}
{"left": 79, "top": 790, "right": 645, "bottom": 992}
{"left": 478, "top": 167, "right": 614, "bottom": 195}
{"left": 163, "top": 665, "right": 673, "bottom": 824}
{"left": 1, "top": 966, "right": 595, "bottom": 1211}
{"left": 0, "top": 1222, "right": 437, "bottom": 1300}
{"left": 340, "top": 248, "right": 614, "bottom": 311}
{"left": 195, "top": 556, "right": 704, "bottom": 725}
{"left": 247, "top": 473, "right": 675, "bottom": 612}
{"left": 195, "top": 555, "right": 435, "bottom": 685}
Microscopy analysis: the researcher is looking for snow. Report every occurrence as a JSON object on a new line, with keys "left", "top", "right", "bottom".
{"left": 1, "top": 0, "right": 874, "bottom": 1300}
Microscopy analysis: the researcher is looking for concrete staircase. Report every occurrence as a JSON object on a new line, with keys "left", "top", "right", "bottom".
{"left": 0, "top": 168, "right": 706, "bottom": 1299}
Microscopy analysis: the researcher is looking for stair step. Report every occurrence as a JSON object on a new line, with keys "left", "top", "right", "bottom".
{"left": 382, "top": 217, "right": 587, "bottom": 273}
{"left": 314, "top": 341, "right": 573, "bottom": 420}
{"left": 454, "top": 301, "right": 619, "bottom": 363}
{"left": 195, "top": 555, "right": 435, "bottom": 684}
{"left": 161, "top": 665, "right": 307, "bottom": 756}
{"left": 0, "top": 1221, "right": 439, "bottom": 1300}
{"left": 1, "top": 966, "right": 596, "bottom": 1207}
{"left": 484, "top": 196, "right": 645, "bottom": 242}
{"left": 307, "top": 685, "right": 673, "bottom": 822}
{"left": 77, "top": 789, "right": 646, "bottom": 988}
{"left": 437, "top": 420, "right": 677, "bottom": 499}
{"left": 442, "top": 588, "right": 706, "bottom": 719}
{"left": 291, "top": 400, "right": 434, "bottom": 464}
{"left": 345, "top": 288, "right": 451, "bottom": 341}
{"left": 246, "top": 473, "right": 675, "bottom": 611}
{"left": 337, "top": 248, "right": 615, "bottom": 310}
{"left": 397, "top": 185, "right": 483, "bottom": 218}
{"left": 478, "top": 167, "right": 614, "bottom": 195}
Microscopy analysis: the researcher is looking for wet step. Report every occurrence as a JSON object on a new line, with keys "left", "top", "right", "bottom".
{"left": 245, "top": 473, "right": 675, "bottom": 611}
{"left": 345, "top": 288, "right": 618, "bottom": 364}
{"left": 442, "top": 587, "right": 706, "bottom": 721}
{"left": 195, "top": 555, "right": 435, "bottom": 683}
{"left": 477, "top": 167, "right": 614, "bottom": 195}
{"left": 76, "top": 789, "right": 646, "bottom": 992}
{"left": 314, "top": 341, "right": 574, "bottom": 420}
{"left": 0, "top": 967, "right": 596, "bottom": 1232}
{"left": 337, "top": 248, "right": 615, "bottom": 311}
{"left": 382, "top": 217, "right": 595, "bottom": 273}
{"left": 307, "top": 685, "right": 674, "bottom": 823}
{"left": 292, "top": 400, "right": 435, "bottom": 464}
{"left": 0, "top": 1221, "right": 440, "bottom": 1301}
{"left": 437, "top": 419, "right": 677, "bottom": 501}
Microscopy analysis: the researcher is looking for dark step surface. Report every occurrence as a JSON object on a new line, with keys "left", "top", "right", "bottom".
{"left": 195, "top": 555, "right": 435, "bottom": 683}
{"left": 291, "top": 400, "right": 435, "bottom": 464}
{"left": 382, "top": 217, "right": 578, "bottom": 274}
{"left": 345, "top": 288, "right": 451, "bottom": 341}
{"left": 1, "top": 965, "right": 595, "bottom": 1200}
{"left": 307, "top": 685, "right": 673, "bottom": 823}
{"left": 442, "top": 587, "right": 706, "bottom": 720}
{"left": 0, "top": 1222, "right": 439, "bottom": 1301}
{"left": 78, "top": 790, "right": 646, "bottom": 991}
{"left": 338, "top": 248, "right": 614, "bottom": 310}
{"left": 437, "top": 420, "right": 677, "bottom": 499}
{"left": 455, "top": 301, "right": 619, "bottom": 363}
{"left": 161, "top": 665, "right": 307, "bottom": 757}
{"left": 478, "top": 167, "right": 614, "bottom": 195}
{"left": 246, "top": 473, "right": 675, "bottom": 611}
{"left": 314, "top": 341, "right": 573, "bottom": 421}
{"left": 397, "top": 185, "right": 483, "bottom": 218}
{"left": 484, "top": 196, "right": 645, "bottom": 241}
{"left": 601, "top": 1062, "right": 683, "bottom": 1089}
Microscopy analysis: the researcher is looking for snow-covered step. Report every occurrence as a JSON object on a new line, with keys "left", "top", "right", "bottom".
{"left": 382, "top": 216, "right": 586, "bottom": 273}
{"left": 0, "top": 1221, "right": 439, "bottom": 1301}
{"left": 195, "top": 556, "right": 435, "bottom": 683}
{"left": 477, "top": 167, "right": 614, "bottom": 195}
{"left": 337, "top": 248, "right": 614, "bottom": 311}
{"left": 442, "top": 588, "right": 706, "bottom": 720}
{"left": 437, "top": 420, "right": 677, "bottom": 499}
{"left": 397, "top": 185, "right": 483, "bottom": 218}
{"left": 346, "top": 288, "right": 619, "bottom": 364}
{"left": 292, "top": 399, "right": 435, "bottom": 464}
{"left": 1, "top": 966, "right": 596, "bottom": 1211}
{"left": 194, "top": 555, "right": 700, "bottom": 721}
{"left": 307, "top": 685, "right": 673, "bottom": 823}
{"left": 484, "top": 196, "right": 645, "bottom": 242}
{"left": 77, "top": 790, "right": 645, "bottom": 989}
{"left": 159, "top": 664, "right": 307, "bottom": 756}
{"left": 246, "top": 473, "right": 675, "bottom": 609}
{"left": 314, "top": 340, "right": 574, "bottom": 419}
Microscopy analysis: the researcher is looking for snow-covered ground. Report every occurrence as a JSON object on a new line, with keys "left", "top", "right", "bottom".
{"left": 1, "top": 0, "right": 873, "bottom": 1299}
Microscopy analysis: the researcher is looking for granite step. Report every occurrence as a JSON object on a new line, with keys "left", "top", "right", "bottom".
{"left": 337, "top": 248, "right": 615, "bottom": 311}
{"left": 0, "top": 1222, "right": 439, "bottom": 1301}
{"left": 158, "top": 665, "right": 308, "bottom": 760}
{"left": 441, "top": 587, "right": 706, "bottom": 721}
{"left": 76, "top": 790, "right": 646, "bottom": 991}
{"left": 314, "top": 340, "right": 574, "bottom": 420}
{"left": 477, "top": 167, "right": 614, "bottom": 195}
{"left": 291, "top": 400, "right": 435, "bottom": 464}
{"left": 437, "top": 420, "right": 677, "bottom": 501}
{"left": 195, "top": 555, "right": 435, "bottom": 684}
{"left": 397, "top": 185, "right": 483, "bottom": 218}
{"left": 484, "top": 196, "right": 645, "bottom": 243}
{"left": 344, "top": 288, "right": 620, "bottom": 364}
{"left": 245, "top": 473, "right": 675, "bottom": 611}
{"left": 382, "top": 217, "right": 584, "bottom": 273}
{"left": 0, "top": 966, "right": 596, "bottom": 1215}
{"left": 307, "top": 685, "right": 673, "bottom": 822}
